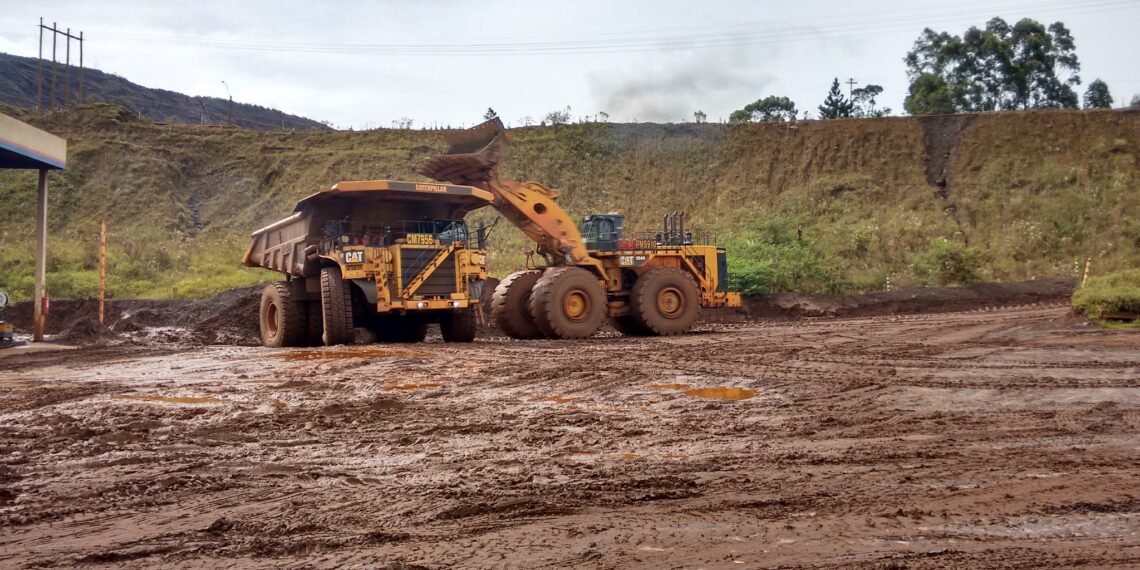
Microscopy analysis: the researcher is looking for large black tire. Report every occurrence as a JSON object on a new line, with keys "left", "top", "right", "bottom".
{"left": 630, "top": 267, "right": 700, "bottom": 336}
{"left": 260, "top": 282, "right": 307, "bottom": 348}
{"left": 321, "top": 267, "right": 355, "bottom": 346}
{"left": 305, "top": 300, "right": 323, "bottom": 347}
{"left": 440, "top": 308, "right": 477, "bottom": 343}
{"left": 370, "top": 314, "right": 428, "bottom": 343}
{"left": 529, "top": 267, "right": 606, "bottom": 339}
{"left": 491, "top": 270, "right": 544, "bottom": 339}
{"left": 611, "top": 314, "right": 651, "bottom": 336}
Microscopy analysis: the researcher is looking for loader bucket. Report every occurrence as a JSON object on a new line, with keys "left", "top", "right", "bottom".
{"left": 417, "top": 118, "right": 507, "bottom": 186}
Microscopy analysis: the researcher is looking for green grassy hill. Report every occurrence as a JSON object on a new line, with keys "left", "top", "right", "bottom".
{"left": 0, "top": 103, "right": 1136, "bottom": 301}
{"left": 0, "top": 52, "right": 329, "bottom": 131}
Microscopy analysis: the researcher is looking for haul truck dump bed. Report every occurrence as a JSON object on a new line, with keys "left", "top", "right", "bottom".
{"left": 243, "top": 180, "right": 492, "bottom": 347}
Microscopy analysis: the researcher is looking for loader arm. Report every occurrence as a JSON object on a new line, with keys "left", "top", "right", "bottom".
{"left": 417, "top": 119, "right": 604, "bottom": 275}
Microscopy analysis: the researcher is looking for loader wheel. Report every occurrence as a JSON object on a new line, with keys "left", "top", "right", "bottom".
{"left": 611, "top": 314, "right": 651, "bottom": 337}
{"left": 492, "top": 270, "right": 544, "bottom": 339}
{"left": 440, "top": 308, "right": 477, "bottom": 343}
{"left": 529, "top": 267, "right": 606, "bottom": 339}
{"left": 370, "top": 314, "right": 428, "bottom": 343}
{"left": 320, "top": 267, "right": 355, "bottom": 346}
{"left": 260, "top": 282, "right": 306, "bottom": 348}
{"left": 305, "top": 300, "right": 323, "bottom": 347}
{"left": 631, "top": 267, "right": 700, "bottom": 336}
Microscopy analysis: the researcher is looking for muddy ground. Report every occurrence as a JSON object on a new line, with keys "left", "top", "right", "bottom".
{"left": 1, "top": 301, "right": 1138, "bottom": 568}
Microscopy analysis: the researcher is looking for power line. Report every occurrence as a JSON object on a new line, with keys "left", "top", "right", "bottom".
{"left": 37, "top": 0, "right": 1135, "bottom": 57}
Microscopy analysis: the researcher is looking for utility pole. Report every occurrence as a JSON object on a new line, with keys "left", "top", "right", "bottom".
{"left": 50, "top": 22, "right": 57, "bottom": 110}
{"left": 78, "top": 31, "right": 84, "bottom": 104}
{"left": 36, "top": 18, "right": 43, "bottom": 111}
{"left": 64, "top": 28, "right": 71, "bottom": 106}
{"left": 221, "top": 81, "right": 234, "bottom": 126}
{"left": 36, "top": 20, "right": 85, "bottom": 110}
{"left": 99, "top": 221, "right": 106, "bottom": 326}
{"left": 846, "top": 78, "right": 858, "bottom": 99}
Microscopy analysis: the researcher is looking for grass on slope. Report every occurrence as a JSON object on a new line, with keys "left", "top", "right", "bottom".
{"left": 0, "top": 104, "right": 1137, "bottom": 301}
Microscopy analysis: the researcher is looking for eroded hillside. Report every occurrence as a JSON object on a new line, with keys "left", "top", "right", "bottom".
{"left": 0, "top": 103, "right": 1136, "bottom": 299}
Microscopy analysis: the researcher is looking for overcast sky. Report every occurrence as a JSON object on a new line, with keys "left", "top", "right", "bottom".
{"left": 1, "top": 0, "right": 1137, "bottom": 128}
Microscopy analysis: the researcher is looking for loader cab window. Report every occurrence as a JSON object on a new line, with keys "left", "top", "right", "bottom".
{"left": 581, "top": 214, "right": 623, "bottom": 251}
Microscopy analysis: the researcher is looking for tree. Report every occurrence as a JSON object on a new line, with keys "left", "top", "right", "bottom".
{"left": 904, "top": 73, "right": 956, "bottom": 115}
{"left": 544, "top": 106, "right": 571, "bottom": 125}
{"left": 818, "top": 78, "right": 854, "bottom": 119}
{"left": 693, "top": 110, "right": 707, "bottom": 124}
{"left": 1132, "top": 94, "right": 1140, "bottom": 109}
{"left": 729, "top": 96, "right": 798, "bottom": 123}
{"left": 1083, "top": 79, "right": 1113, "bottom": 109}
{"left": 852, "top": 84, "right": 891, "bottom": 117}
{"left": 483, "top": 108, "right": 498, "bottom": 120}
{"left": 903, "top": 17, "right": 1081, "bottom": 114}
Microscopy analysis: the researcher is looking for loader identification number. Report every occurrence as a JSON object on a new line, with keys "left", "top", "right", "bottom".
{"left": 619, "top": 255, "right": 648, "bottom": 266}
{"left": 342, "top": 250, "right": 365, "bottom": 264}
{"left": 406, "top": 233, "right": 436, "bottom": 245}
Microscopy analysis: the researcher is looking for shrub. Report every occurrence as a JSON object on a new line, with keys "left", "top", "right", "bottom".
{"left": 913, "top": 238, "right": 979, "bottom": 286}
{"left": 1072, "top": 269, "right": 1140, "bottom": 323}
{"left": 726, "top": 218, "right": 839, "bottom": 295}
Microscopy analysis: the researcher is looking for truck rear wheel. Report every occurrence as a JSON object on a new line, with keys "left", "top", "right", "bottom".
{"left": 492, "top": 270, "right": 544, "bottom": 339}
{"left": 529, "top": 267, "right": 606, "bottom": 340}
{"left": 260, "top": 282, "right": 307, "bottom": 348}
{"left": 440, "top": 308, "right": 477, "bottom": 343}
{"left": 321, "top": 267, "right": 355, "bottom": 346}
{"left": 631, "top": 267, "right": 700, "bottom": 336}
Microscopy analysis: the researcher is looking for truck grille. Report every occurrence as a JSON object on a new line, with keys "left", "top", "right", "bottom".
{"left": 400, "top": 248, "right": 457, "bottom": 297}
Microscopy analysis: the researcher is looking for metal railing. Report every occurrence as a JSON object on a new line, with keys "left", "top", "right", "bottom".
{"left": 319, "top": 219, "right": 481, "bottom": 253}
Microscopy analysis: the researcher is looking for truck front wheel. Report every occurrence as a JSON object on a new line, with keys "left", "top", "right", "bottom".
{"left": 260, "top": 281, "right": 307, "bottom": 348}
{"left": 440, "top": 308, "right": 477, "bottom": 343}
{"left": 320, "top": 267, "right": 355, "bottom": 346}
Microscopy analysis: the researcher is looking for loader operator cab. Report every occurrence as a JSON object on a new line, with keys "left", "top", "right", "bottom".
{"left": 580, "top": 213, "right": 624, "bottom": 251}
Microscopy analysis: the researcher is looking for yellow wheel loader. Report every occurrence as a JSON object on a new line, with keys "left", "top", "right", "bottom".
{"left": 417, "top": 118, "right": 741, "bottom": 339}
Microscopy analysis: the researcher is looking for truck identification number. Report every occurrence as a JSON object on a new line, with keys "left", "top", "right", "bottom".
{"left": 619, "top": 255, "right": 649, "bottom": 266}
{"left": 342, "top": 250, "right": 365, "bottom": 264}
{"left": 406, "top": 233, "right": 436, "bottom": 245}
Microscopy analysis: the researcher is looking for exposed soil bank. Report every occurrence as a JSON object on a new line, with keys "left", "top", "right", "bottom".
{"left": 745, "top": 277, "right": 1075, "bottom": 319}
{"left": 7, "top": 278, "right": 1077, "bottom": 345}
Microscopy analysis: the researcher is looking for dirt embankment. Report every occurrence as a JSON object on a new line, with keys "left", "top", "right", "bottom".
{"left": 744, "top": 277, "right": 1076, "bottom": 319}
{"left": 5, "top": 286, "right": 262, "bottom": 344}
{"left": 3, "top": 278, "right": 1073, "bottom": 344}
{"left": 6, "top": 278, "right": 1077, "bottom": 345}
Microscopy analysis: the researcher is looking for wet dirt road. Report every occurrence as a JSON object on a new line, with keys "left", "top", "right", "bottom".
{"left": 1, "top": 305, "right": 1138, "bottom": 568}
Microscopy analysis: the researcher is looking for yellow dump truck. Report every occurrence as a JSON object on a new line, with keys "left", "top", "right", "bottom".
{"left": 243, "top": 180, "right": 491, "bottom": 347}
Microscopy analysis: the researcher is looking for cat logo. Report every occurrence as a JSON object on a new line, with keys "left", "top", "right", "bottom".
{"left": 619, "top": 255, "right": 648, "bottom": 266}
{"left": 414, "top": 183, "right": 447, "bottom": 193}
{"left": 342, "top": 250, "right": 365, "bottom": 264}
